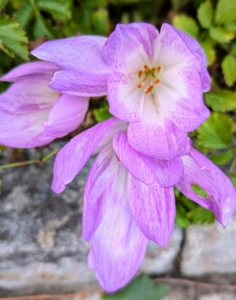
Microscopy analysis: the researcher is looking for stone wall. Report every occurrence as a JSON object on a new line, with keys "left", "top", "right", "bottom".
{"left": 0, "top": 145, "right": 236, "bottom": 299}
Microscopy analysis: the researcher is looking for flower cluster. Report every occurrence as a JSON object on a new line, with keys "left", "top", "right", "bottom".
{"left": 1, "top": 22, "right": 236, "bottom": 292}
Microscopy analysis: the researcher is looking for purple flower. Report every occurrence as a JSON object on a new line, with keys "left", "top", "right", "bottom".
{"left": 0, "top": 62, "right": 89, "bottom": 148}
{"left": 32, "top": 23, "right": 210, "bottom": 160}
{"left": 51, "top": 118, "right": 236, "bottom": 292}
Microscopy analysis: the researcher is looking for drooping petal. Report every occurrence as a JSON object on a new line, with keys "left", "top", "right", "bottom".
{"left": 113, "top": 130, "right": 184, "bottom": 187}
{"left": 128, "top": 176, "right": 175, "bottom": 246}
{"left": 44, "top": 95, "right": 89, "bottom": 137}
{"left": 88, "top": 185, "right": 148, "bottom": 292}
{"left": 31, "top": 36, "right": 111, "bottom": 96}
{"left": 103, "top": 23, "right": 158, "bottom": 72}
{"left": 127, "top": 114, "right": 192, "bottom": 160}
{"left": 173, "top": 27, "right": 210, "bottom": 92}
{"left": 0, "top": 106, "right": 53, "bottom": 148}
{"left": 83, "top": 146, "right": 123, "bottom": 240}
{"left": 1, "top": 61, "right": 60, "bottom": 82}
{"left": 177, "top": 148, "right": 236, "bottom": 226}
{"left": 0, "top": 75, "right": 59, "bottom": 114}
{"left": 51, "top": 118, "right": 122, "bottom": 193}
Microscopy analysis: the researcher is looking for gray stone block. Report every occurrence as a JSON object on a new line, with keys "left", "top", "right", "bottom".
{"left": 181, "top": 214, "right": 236, "bottom": 276}
{"left": 141, "top": 226, "right": 183, "bottom": 274}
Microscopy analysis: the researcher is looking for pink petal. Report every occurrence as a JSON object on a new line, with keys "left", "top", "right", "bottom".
{"left": 44, "top": 95, "right": 89, "bottom": 137}
{"left": 31, "top": 36, "right": 111, "bottom": 96}
{"left": 177, "top": 148, "right": 236, "bottom": 226}
{"left": 103, "top": 23, "right": 158, "bottom": 72}
{"left": 159, "top": 66, "right": 210, "bottom": 132}
{"left": 128, "top": 176, "right": 175, "bottom": 246}
{"left": 0, "top": 106, "right": 53, "bottom": 148}
{"left": 0, "top": 75, "right": 59, "bottom": 114}
{"left": 51, "top": 118, "right": 120, "bottom": 193}
{"left": 83, "top": 146, "right": 123, "bottom": 240}
{"left": 88, "top": 188, "right": 147, "bottom": 292}
{"left": 1, "top": 61, "right": 60, "bottom": 82}
{"left": 173, "top": 27, "right": 210, "bottom": 92}
{"left": 113, "top": 130, "right": 184, "bottom": 187}
{"left": 127, "top": 117, "right": 192, "bottom": 160}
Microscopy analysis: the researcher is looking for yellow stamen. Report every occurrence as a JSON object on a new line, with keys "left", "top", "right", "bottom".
{"left": 145, "top": 85, "right": 154, "bottom": 94}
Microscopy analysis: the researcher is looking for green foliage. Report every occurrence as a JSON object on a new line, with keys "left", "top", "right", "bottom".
{"left": 102, "top": 275, "right": 169, "bottom": 300}
{"left": 0, "top": 16, "right": 28, "bottom": 60}
{"left": 93, "top": 102, "right": 112, "bottom": 122}
{"left": 197, "top": 1, "right": 212, "bottom": 29}
{"left": 172, "top": 14, "right": 199, "bottom": 38}
{"left": 215, "top": 0, "right": 236, "bottom": 24}
{"left": 210, "top": 150, "right": 233, "bottom": 165}
{"left": 176, "top": 194, "right": 215, "bottom": 228}
{"left": 204, "top": 90, "right": 236, "bottom": 112}
{"left": 197, "top": 113, "right": 234, "bottom": 149}
{"left": 222, "top": 54, "right": 236, "bottom": 87}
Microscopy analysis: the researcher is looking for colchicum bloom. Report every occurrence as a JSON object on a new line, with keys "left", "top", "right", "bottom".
{"left": 0, "top": 62, "right": 89, "bottom": 148}
{"left": 51, "top": 118, "right": 236, "bottom": 292}
{"left": 32, "top": 22, "right": 210, "bottom": 160}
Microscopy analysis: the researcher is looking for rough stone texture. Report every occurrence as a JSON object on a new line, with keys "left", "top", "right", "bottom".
{"left": 181, "top": 214, "right": 236, "bottom": 276}
{"left": 141, "top": 226, "right": 183, "bottom": 274}
{"left": 0, "top": 145, "right": 98, "bottom": 297}
{"left": 199, "top": 293, "right": 236, "bottom": 300}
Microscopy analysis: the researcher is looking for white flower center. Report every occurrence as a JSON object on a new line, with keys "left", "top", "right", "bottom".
{"left": 137, "top": 65, "right": 161, "bottom": 94}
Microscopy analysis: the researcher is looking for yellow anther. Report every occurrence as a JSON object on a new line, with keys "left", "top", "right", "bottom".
{"left": 145, "top": 85, "right": 154, "bottom": 94}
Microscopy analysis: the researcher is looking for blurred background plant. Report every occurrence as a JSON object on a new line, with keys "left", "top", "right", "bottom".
{"left": 1, "top": 0, "right": 236, "bottom": 231}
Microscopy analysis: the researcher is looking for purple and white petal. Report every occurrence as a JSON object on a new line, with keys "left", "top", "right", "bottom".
{"left": 83, "top": 146, "right": 124, "bottom": 240}
{"left": 88, "top": 192, "right": 147, "bottom": 292}
{"left": 127, "top": 114, "right": 192, "bottom": 160}
{"left": 44, "top": 95, "right": 89, "bottom": 137}
{"left": 0, "top": 75, "right": 59, "bottom": 114}
{"left": 0, "top": 106, "right": 54, "bottom": 148}
{"left": 32, "top": 36, "right": 111, "bottom": 96}
{"left": 177, "top": 148, "right": 236, "bottom": 226}
{"left": 173, "top": 27, "right": 210, "bottom": 91}
{"left": 103, "top": 23, "right": 158, "bottom": 72}
{"left": 51, "top": 118, "right": 121, "bottom": 193}
{"left": 1, "top": 61, "right": 60, "bottom": 82}
{"left": 113, "top": 130, "right": 184, "bottom": 187}
{"left": 128, "top": 176, "right": 175, "bottom": 246}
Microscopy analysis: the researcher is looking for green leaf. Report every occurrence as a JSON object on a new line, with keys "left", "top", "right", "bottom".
{"left": 215, "top": 0, "right": 236, "bottom": 24}
{"left": 231, "top": 44, "right": 236, "bottom": 55}
{"left": 204, "top": 90, "right": 236, "bottom": 112}
{"left": 34, "top": 14, "right": 54, "bottom": 39}
{"left": 197, "top": 112, "right": 234, "bottom": 149}
{"left": 0, "top": 0, "right": 8, "bottom": 11}
{"left": 209, "top": 26, "right": 234, "bottom": 43}
{"left": 35, "top": 0, "right": 71, "bottom": 22}
{"left": 191, "top": 184, "right": 208, "bottom": 197}
{"left": 173, "top": 14, "right": 199, "bottom": 38}
{"left": 222, "top": 54, "right": 236, "bottom": 86}
{"left": 224, "top": 21, "right": 236, "bottom": 32}
{"left": 187, "top": 206, "right": 215, "bottom": 225}
{"left": 102, "top": 275, "right": 169, "bottom": 300}
{"left": 176, "top": 204, "right": 191, "bottom": 228}
{"left": 14, "top": 3, "right": 34, "bottom": 29}
{"left": 210, "top": 150, "right": 233, "bottom": 165}
{"left": 92, "top": 8, "right": 109, "bottom": 35}
{"left": 0, "top": 16, "right": 28, "bottom": 60}
{"left": 93, "top": 103, "right": 112, "bottom": 122}
{"left": 200, "top": 39, "right": 216, "bottom": 65}
{"left": 197, "top": 2, "right": 212, "bottom": 29}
